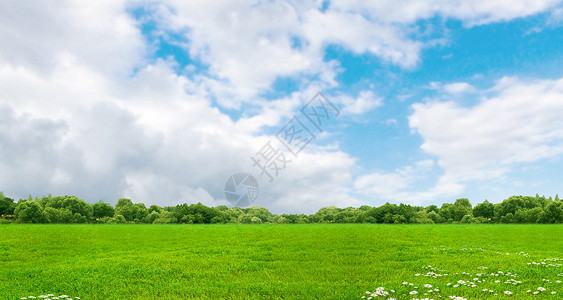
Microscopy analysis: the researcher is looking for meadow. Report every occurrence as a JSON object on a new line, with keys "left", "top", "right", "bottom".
{"left": 1, "top": 224, "right": 562, "bottom": 299}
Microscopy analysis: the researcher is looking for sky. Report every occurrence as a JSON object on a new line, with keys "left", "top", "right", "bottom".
{"left": 1, "top": 0, "right": 563, "bottom": 214}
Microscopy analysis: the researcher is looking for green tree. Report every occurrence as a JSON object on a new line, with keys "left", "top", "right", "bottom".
{"left": 115, "top": 198, "right": 134, "bottom": 221}
{"left": 144, "top": 211, "right": 161, "bottom": 223}
{"left": 427, "top": 211, "right": 443, "bottom": 223}
{"left": 494, "top": 196, "right": 543, "bottom": 222}
{"left": 40, "top": 195, "right": 93, "bottom": 222}
{"left": 439, "top": 203, "right": 455, "bottom": 222}
{"left": 43, "top": 207, "right": 62, "bottom": 223}
{"left": 14, "top": 201, "right": 47, "bottom": 223}
{"left": 244, "top": 206, "right": 274, "bottom": 223}
{"left": 315, "top": 206, "right": 341, "bottom": 223}
{"left": 425, "top": 205, "right": 440, "bottom": 214}
{"left": 93, "top": 200, "right": 115, "bottom": 218}
{"left": 152, "top": 211, "right": 177, "bottom": 224}
{"left": 473, "top": 200, "right": 494, "bottom": 219}
{"left": 131, "top": 203, "right": 148, "bottom": 222}
{"left": 0, "top": 192, "right": 15, "bottom": 215}
{"left": 148, "top": 205, "right": 163, "bottom": 214}
{"left": 500, "top": 212, "right": 515, "bottom": 223}
{"left": 538, "top": 202, "right": 563, "bottom": 223}
{"left": 452, "top": 198, "right": 472, "bottom": 221}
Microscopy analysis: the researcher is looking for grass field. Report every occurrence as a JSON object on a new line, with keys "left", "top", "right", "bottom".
{"left": 1, "top": 224, "right": 563, "bottom": 299}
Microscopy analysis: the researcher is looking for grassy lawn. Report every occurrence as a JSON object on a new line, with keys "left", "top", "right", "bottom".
{"left": 1, "top": 224, "right": 563, "bottom": 299}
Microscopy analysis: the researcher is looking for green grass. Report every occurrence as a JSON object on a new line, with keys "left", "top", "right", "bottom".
{"left": 1, "top": 224, "right": 563, "bottom": 299}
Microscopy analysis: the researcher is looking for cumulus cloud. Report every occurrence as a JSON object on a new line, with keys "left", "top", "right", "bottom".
{"left": 330, "top": 0, "right": 562, "bottom": 26}
{"left": 335, "top": 91, "right": 383, "bottom": 116}
{"left": 354, "top": 160, "right": 464, "bottom": 205}
{"left": 0, "top": 0, "right": 366, "bottom": 213}
{"left": 354, "top": 77, "right": 563, "bottom": 204}
{"left": 1, "top": 0, "right": 562, "bottom": 213}
{"left": 410, "top": 77, "right": 563, "bottom": 181}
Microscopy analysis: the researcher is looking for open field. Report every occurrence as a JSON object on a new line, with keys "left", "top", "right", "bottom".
{"left": 1, "top": 224, "right": 563, "bottom": 299}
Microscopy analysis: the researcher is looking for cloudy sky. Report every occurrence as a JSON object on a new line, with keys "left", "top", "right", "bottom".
{"left": 1, "top": 0, "right": 563, "bottom": 213}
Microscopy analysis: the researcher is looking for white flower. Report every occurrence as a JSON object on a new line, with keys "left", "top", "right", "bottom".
{"left": 504, "top": 291, "right": 512, "bottom": 295}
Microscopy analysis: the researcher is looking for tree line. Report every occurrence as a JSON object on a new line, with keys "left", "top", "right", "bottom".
{"left": 1, "top": 191, "right": 563, "bottom": 224}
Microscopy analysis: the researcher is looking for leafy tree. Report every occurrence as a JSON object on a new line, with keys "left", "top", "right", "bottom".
{"left": 439, "top": 203, "right": 454, "bottom": 222}
{"left": 427, "top": 211, "right": 443, "bottom": 223}
{"left": 43, "top": 207, "right": 62, "bottom": 223}
{"left": 144, "top": 211, "right": 161, "bottom": 224}
{"left": 148, "top": 205, "right": 163, "bottom": 214}
{"left": 43, "top": 207, "right": 73, "bottom": 223}
{"left": 132, "top": 203, "right": 148, "bottom": 222}
{"left": 526, "top": 207, "right": 544, "bottom": 223}
{"left": 93, "top": 200, "right": 115, "bottom": 218}
{"left": 461, "top": 215, "right": 475, "bottom": 223}
{"left": 412, "top": 211, "right": 434, "bottom": 224}
{"left": 494, "top": 196, "right": 543, "bottom": 221}
{"left": 397, "top": 204, "right": 415, "bottom": 223}
{"left": 40, "top": 195, "right": 93, "bottom": 221}
{"left": 538, "top": 202, "right": 563, "bottom": 223}
{"left": 473, "top": 200, "right": 494, "bottom": 219}
{"left": 73, "top": 213, "right": 88, "bottom": 223}
{"left": 334, "top": 207, "right": 360, "bottom": 223}
{"left": 244, "top": 206, "right": 274, "bottom": 223}
{"left": 152, "top": 211, "right": 177, "bottom": 224}
{"left": 14, "top": 201, "right": 47, "bottom": 223}
{"left": 363, "top": 203, "right": 399, "bottom": 223}
{"left": 499, "top": 212, "right": 515, "bottom": 223}
{"left": 425, "top": 205, "right": 439, "bottom": 214}
{"left": 452, "top": 198, "right": 472, "bottom": 221}
{"left": 115, "top": 198, "right": 134, "bottom": 221}
{"left": 393, "top": 214, "right": 407, "bottom": 224}
{"left": 0, "top": 192, "right": 15, "bottom": 215}
{"left": 173, "top": 202, "right": 229, "bottom": 224}
{"left": 113, "top": 214, "right": 127, "bottom": 224}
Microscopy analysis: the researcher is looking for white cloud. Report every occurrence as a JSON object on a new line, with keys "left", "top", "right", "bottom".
{"left": 354, "top": 76, "right": 563, "bottom": 205}
{"left": 0, "top": 0, "right": 366, "bottom": 213}
{"left": 141, "top": 0, "right": 430, "bottom": 104}
{"left": 134, "top": 0, "right": 563, "bottom": 107}
{"left": 330, "top": 0, "right": 563, "bottom": 26}
{"left": 0, "top": 0, "right": 145, "bottom": 77}
{"left": 335, "top": 91, "right": 383, "bottom": 116}
{"left": 409, "top": 76, "right": 563, "bottom": 187}
{"left": 354, "top": 160, "right": 464, "bottom": 205}
{"left": 443, "top": 82, "right": 476, "bottom": 94}
{"left": 1, "top": 0, "right": 562, "bottom": 213}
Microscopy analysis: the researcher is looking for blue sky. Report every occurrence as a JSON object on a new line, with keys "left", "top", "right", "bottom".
{"left": 1, "top": 0, "right": 563, "bottom": 213}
